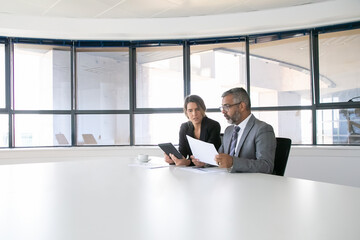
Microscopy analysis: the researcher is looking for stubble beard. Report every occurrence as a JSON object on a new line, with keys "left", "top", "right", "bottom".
{"left": 226, "top": 109, "right": 241, "bottom": 125}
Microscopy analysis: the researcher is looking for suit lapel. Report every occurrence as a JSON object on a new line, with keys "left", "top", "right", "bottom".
{"left": 225, "top": 125, "right": 234, "bottom": 154}
{"left": 235, "top": 115, "right": 255, "bottom": 156}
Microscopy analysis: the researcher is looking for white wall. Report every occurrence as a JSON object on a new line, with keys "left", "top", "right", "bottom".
{"left": 285, "top": 146, "right": 360, "bottom": 188}
{"left": 1, "top": 146, "right": 359, "bottom": 188}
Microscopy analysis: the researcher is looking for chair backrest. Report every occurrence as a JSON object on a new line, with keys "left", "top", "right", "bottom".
{"left": 273, "top": 137, "right": 292, "bottom": 176}
{"left": 82, "top": 134, "right": 97, "bottom": 144}
{"left": 55, "top": 133, "right": 69, "bottom": 145}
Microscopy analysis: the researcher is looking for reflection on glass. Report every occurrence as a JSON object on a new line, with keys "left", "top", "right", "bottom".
{"left": 319, "top": 29, "right": 360, "bottom": 103}
{"left": 76, "top": 49, "right": 129, "bottom": 110}
{"left": 77, "top": 114, "right": 129, "bottom": 145}
{"left": 0, "top": 114, "right": 8, "bottom": 147}
{"left": 0, "top": 44, "right": 5, "bottom": 109}
{"left": 136, "top": 46, "right": 184, "bottom": 108}
{"left": 253, "top": 110, "right": 312, "bottom": 144}
{"left": 190, "top": 42, "right": 246, "bottom": 108}
{"left": 14, "top": 114, "right": 71, "bottom": 147}
{"left": 14, "top": 44, "right": 71, "bottom": 110}
{"left": 317, "top": 108, "right": 360, "bottom": 145}
{"left": 250, "top": 36, "right": 311, "bottom": 107}
{"left": 134, "top": 113, "right": 186, "bottom": 145}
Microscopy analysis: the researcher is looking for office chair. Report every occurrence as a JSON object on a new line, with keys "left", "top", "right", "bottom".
{"left": 55, "top": 133, "right": 69, "bottom": 145}
{"left": 273, "top": 137, "right": 292, "bottom": 176}
{"left": 82, "top": 134, "right": 97, "bottom": 144}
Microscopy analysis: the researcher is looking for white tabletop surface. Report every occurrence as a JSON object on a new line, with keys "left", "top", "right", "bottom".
{"left": 1, "top": 156, "right": 360, "bottom": 240}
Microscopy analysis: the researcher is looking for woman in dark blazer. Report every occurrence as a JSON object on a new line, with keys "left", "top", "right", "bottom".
{"left": 165, "top": 95, "right": 221, "bottom": 166}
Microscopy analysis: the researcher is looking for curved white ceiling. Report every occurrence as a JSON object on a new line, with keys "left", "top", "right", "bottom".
{"left": 0, "top": 0, "right": 359, "bottom": 40}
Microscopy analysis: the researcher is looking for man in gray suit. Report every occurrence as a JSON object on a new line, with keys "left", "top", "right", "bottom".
{"left": 215, "top": 87, "right": 276, "bottom": 173}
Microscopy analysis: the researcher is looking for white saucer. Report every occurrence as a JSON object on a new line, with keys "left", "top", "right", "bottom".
{"left": 137, "top": 158, "right": 151, "bottom": 163}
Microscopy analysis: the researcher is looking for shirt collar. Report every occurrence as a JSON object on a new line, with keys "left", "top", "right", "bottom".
{"left": 236, "top": 113, "right": 252, "bottom": 130}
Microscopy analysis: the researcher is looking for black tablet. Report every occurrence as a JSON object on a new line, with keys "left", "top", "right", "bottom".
{"left": 158, "top": 143, "right": 183, "bottom": 159}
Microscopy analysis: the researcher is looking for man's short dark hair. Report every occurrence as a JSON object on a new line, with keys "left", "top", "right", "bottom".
{"left": 222, "top": 87, "right": 251, "bottom": 110}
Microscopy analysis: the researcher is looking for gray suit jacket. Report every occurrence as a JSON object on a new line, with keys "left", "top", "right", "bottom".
{"left": 218, "top": 115, "right": 276, "bottom": 173}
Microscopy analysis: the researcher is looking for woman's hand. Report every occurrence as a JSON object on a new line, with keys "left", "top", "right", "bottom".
{"left": 169, "top": 153, "right": 191, "bottom": 166}
{"left": 190, "top": 155, "right": 205, "bottom": 167}
{"left": 164, "top": 153, "right": 175, "bottom": 164}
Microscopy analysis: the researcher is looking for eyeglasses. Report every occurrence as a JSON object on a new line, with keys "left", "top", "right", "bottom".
{"left": 219, "top": 102, "right": 241, "bottom": 112}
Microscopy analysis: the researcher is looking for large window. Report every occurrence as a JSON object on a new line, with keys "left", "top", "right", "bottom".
{"left": 317, "top": 108, "right": 360, "bottom": 144}
{"left": 14, "top": 44, "right": 71, "bottom": 110}
{"left": 12, "top": 44, "right": 72, "bottom": 147}
{"left": 249, "top": 35, "right": 311, "bottom": 107}
{"left": 0, "top": 44, "right": 4, "bottom": 109}
{"left": 190, "top": 42, "right": 246, "bottom": 108}
{"left": 249, "top": 35, "right": 313, "bottom": 143}
{"left": 316, "top": 29, "right": 360, "bottom": 145}
{"left": 77, "top": 114, "right": 130, "bottom": 145}
{"left": 14, "top": 114, "right": 71, "bottom": 147}
{"left": 1, "top": 23, "right": 360, "bottom": 147}
{"left": 76, "top": 48, "right": 129, "bottom": 110}
{"left": 0, "top": 114, "right": 8, "bottom": 147}
{"left": 318, "top": 29, "right": 360, "bottom": 103}
{"left": 1, "top": 44, "right": 7, "bottom": 147}
{"left": 136, "top": 46, "right": 184, "bottom": 108}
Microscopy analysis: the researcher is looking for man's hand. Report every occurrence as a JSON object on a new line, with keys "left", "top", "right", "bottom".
{"left": 215, "top": 153, "right": 233, "bottom": 168}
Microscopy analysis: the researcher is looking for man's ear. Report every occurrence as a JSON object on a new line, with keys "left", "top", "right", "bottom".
{"left": 239, "top": 101, "right": 247, "bottom": 110}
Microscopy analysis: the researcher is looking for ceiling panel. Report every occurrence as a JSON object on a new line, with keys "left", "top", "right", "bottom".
{"left": 42, "top": 0, "right": 110, "bottom": 18}
{"left": 0, "top": 0, "right": 58, "bottom": 15}
{"left": 0, "top": 0, "right": 330, "bottom": 19}
{"left": 98, "top": 0, "right": 179, "bottom": 18}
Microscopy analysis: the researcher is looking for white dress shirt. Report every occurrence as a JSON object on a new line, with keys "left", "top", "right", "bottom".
{"left": 234, "top": 113, "right": 252, "bottom": 151}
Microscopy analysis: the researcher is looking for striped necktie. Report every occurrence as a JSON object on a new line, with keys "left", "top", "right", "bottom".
{"left": 229, "top": 125, "right": 240, "bottom": 156}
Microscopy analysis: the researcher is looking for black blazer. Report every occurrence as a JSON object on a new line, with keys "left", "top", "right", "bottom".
{"left": 178, "top": 116, "right": 221, "bottom": 160}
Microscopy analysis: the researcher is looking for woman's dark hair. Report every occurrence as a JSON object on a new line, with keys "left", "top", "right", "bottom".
{"left": 183, "top": 95, "right": 206, "bottom": 118}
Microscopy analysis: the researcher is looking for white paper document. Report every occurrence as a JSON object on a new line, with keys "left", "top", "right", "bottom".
{"left": 178, "top": 166, "right": 228, "bottom": 174}
{"left": 186, "top": 135, "right": 218, "bottom": 166}
{"left": 128, "top": 162, "right": 169, "bottom": 169}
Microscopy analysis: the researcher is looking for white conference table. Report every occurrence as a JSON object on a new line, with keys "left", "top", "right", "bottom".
{"left": 1, "top": 156, "right": 360, "bottom": 240}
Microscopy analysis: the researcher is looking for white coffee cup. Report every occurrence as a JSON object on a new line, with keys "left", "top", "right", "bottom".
{"left": 137, "top": 154, "right": 149, "bottom": 162}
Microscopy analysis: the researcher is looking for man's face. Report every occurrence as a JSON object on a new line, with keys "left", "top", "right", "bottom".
{"left": 221, "top": 95, "right": 241, "bottom": 125}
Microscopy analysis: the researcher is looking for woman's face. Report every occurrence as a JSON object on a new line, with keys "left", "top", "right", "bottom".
{"left": 186, "top": 102, "right": 203, "bottom": 125}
